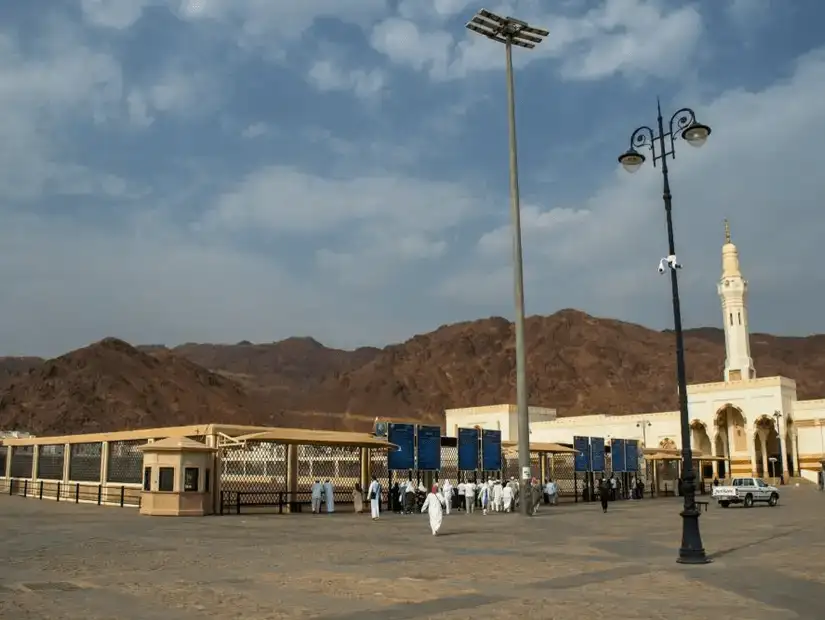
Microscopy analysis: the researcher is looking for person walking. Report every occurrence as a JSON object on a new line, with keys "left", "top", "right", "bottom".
{"left": 421, "top": 484, "right": 446, "bottom": 536}
{"left": 367, "top": 476, "right": 381, "bottom": 520}
{"left": 599, "top": 477, "right": 610, "bottom": 513}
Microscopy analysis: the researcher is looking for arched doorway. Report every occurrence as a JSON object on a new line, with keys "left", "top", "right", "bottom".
{"left": 714, "top": 404, "right": 746, "bottom": 477}
{"left": 754, "top": 416, "right": 781, "bottom": 478}
{"left": 690, "top": 420, "right": 713, "bottom": 480}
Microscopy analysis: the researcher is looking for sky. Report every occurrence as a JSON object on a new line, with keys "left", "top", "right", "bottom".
{"left": 1, "top": 0, "right": 824, "bottom": 357}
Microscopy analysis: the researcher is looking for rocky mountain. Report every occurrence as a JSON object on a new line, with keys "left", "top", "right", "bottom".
{"left": 2, "top": 310, "right": 825, "bottom": 435}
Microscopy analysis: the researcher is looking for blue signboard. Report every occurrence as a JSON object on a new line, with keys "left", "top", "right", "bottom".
{"left": 591, "top": 437, "right": 606, "bottom": 472}
{"left": 573, "top": 436, "right": 591, "bottom": 472}
{"left": 481, "top": 429, "right": 502, "bottom": 471}
{"left": 457, "top": 427, "right": 480, "bottom": 471}
{"left": 625, "top": 440, "right": 639, "bottom": 472}
{"left": 387, "top": 423, "right": 415, "bottom": 470}
{"left": 611, "top": 438, "right": 626, "bottom": 473}
{"left": 417, "top": 425, "right": 441, "bottom": 471}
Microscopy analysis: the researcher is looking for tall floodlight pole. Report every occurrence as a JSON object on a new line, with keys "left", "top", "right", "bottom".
{"left": 466, "top": 9, "right": 548, "bottom": 516}
{"left": 617, "top": 100, "right": 712, "bottom": 563}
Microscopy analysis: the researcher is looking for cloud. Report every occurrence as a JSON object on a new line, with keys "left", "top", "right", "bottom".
{"left": 441, "top": 47, "right": 825, "bottom": 333}
{"left": 240, "top": 122, "right": 270, "bottom": 139}
{"left": 370, "top": 0, "right": 704, "bottom": 82}
{"left": 307, "top": 60, "right": 386, "bottom": 100}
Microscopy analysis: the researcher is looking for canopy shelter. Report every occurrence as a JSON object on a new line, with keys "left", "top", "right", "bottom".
{"left": 233, "top": 429, "right": 398, "bottom": 450}
{"left": 502, "top": 441, "right": 579, "bottom": 455}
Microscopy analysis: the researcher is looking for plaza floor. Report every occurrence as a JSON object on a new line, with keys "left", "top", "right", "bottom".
{"left": 1, "top": 488, "right": 824, "bottom": 619}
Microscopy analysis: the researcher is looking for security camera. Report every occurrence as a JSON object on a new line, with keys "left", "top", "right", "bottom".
{"left": 658, "top": 258, "right": 667, "bottom": 274}
{"left": 666, "top": 254, "right": 682, "bottom": 270}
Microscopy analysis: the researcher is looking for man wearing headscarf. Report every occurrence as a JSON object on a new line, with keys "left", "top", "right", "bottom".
{"left": 441, "top": 479, "right": 453, "bottom": 515}
{"left": 421, "top": 484, "right": 446, "bottom": 536}
{"left": 311, "top": 480, "right": 323, "bottom": 514}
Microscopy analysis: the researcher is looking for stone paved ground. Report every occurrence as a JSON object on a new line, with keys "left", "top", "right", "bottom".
{"left": 1, "top": 487, "right": 824, "bottom": 619}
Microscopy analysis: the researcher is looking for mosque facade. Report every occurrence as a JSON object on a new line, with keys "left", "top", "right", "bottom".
{"left": 445, "top": 223, "right": 825, "bottom": 483}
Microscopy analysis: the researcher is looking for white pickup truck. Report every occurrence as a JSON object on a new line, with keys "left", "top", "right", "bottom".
{"left": 711, "top": 477, "right": 779, "bottom": 508}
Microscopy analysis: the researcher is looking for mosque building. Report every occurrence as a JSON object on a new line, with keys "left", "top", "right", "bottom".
{"left": 445, "top": 222, "right": 825, "bottom": 483}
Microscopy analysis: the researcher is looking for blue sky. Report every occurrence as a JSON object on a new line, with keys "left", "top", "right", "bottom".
{"left": 1, "top": 0, "right": 824, "bottom": 356}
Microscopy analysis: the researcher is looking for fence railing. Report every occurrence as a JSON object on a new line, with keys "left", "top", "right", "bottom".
{"left": 0, "top": 478, "right": 140, "bottom": 507}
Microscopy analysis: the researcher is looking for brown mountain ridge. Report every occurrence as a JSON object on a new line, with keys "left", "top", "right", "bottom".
{"left": 2, "top": 309, "right": 825, "bottom": 436}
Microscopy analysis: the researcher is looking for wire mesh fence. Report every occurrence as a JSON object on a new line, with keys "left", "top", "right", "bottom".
{"left": 106, "top": 440, "right": 146, "bottom": 484}
{"left": 219, "top": 441, "right": 287, "bottom": 509}
{"left": 9, "top": 446, "right": 33, "bottom": 478}
{"left": 69, "top": 442, "right": 103, "bottom": 482}
{"left": 295, "top": 444, "right": 360, "bottom": 504}
{"left": 36, "top": 444, "right": 65, "bottom": 480}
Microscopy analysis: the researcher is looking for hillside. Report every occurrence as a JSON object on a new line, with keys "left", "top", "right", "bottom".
{"left": 0, "top": 338, "right": 276, "bottom": 435}
{"left": 2, "top": 310, "right": 825, "bottom": 435}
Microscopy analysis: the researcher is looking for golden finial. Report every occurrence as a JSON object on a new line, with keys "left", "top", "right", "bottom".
{"left": 724, "top": 219, "right": 731, "bottom": 244}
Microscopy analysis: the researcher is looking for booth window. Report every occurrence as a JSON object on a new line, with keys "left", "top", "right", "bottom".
{"left": 143, "top": 467, "right": 151, "bottom": 491}
{"left": 158, "top": 467, "right": 175, "bottom": 492}
{"left": 204, "top": 468, "right": 210, "bottom": 493}
{"left": 184, "top": 467, "right": 199, "bottom": 492}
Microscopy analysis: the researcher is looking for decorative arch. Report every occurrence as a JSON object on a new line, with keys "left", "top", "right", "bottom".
{"left": 754, "top": 414, "right": 775, "bottom": 433}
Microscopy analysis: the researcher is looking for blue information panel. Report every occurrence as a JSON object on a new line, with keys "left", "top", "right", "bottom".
{"left": 625, "top": 440, "right": 639, "bottom": 472}
{"left": 417, "top": 425, "right": 441, "bottom": 471}
{"left": 574, "top": 436, "right": 591, "bottom": 472}
{"left": 611, "top": 438, "right": 626, "bottom": 473}
{"left": 591, "top": 437, "right": 606, "bottom": 472}
{"left": 387, "top": 423, "right": 415, "bottom": 470}
{"left": 481, "top": 429, "right": 502, "bottom": 471}
{"left": 457, "top": 427, "right": 480, "bottom": 471}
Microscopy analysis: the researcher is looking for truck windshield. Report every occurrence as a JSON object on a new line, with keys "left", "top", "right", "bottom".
{"left": 755, "top": 479, "right": 767, "bottom": 487}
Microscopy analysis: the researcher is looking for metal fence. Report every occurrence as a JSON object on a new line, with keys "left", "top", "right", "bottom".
{"left": 0, "top": 477, "right": 140, "bottom": 507}
{"left": 0, "top": 446, "right": 6, "bottom": 477}
{"left": 106, "top": 440, "right": 146, "bottom": 484}
{"left": 9, "top": 446, "right": 33, "bottom": 478}
{"left": 220, "top": 440, "right": 287, "bottom": 502}
{"left": 69, "top": 442, "right": 102, "bottom": 482}
{"left": 37, "top": 444, "right": 65, "bottom": 480}
{"left": 296, "top": 444, "right": 360, "bottom": 499}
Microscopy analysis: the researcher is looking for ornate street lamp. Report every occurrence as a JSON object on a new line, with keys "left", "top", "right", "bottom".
{"left": 618, "top": 99, "right": 712, "bottom": 565}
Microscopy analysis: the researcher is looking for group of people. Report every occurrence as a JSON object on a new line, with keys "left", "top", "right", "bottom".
{"left": 310, "top": 479, "right": 336, "bottom": 514}
{"left": 592, "top": 475, "right": 645, "bottom": 512}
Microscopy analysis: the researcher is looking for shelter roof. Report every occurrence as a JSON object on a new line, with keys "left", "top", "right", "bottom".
{"left": 233, "top": 428, "right": 397, "bottom": 450}
{"left": 502, "top": 441, "right": 579, "bottom": 454}
{"left": 138, "top": 437, "right": 215, "bottom": 453}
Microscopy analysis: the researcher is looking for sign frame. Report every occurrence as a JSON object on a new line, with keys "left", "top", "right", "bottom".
{"left": 387, "top": 423, "right": 416, "bottom": 471}
{"left": 481, "top": 429, "right": 502, "bottom": 472}
{"left": 457, "top": 427, "right": 480, "bottom": 471}
{"left": 416, "top": 425, "right": 441, "bottom": 471}
{"left": 611, "top": 438, "right": 626, "bottom": 473}
{"left": 573, "top": 436, "right": 591, "bottom": 472}
{"left": 590, "top": 437, "right": 606, "bottom": 472}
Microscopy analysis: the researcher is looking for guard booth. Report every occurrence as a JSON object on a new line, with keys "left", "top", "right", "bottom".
{"left": 138, "top": 437, "right": 215, "bottom": 516}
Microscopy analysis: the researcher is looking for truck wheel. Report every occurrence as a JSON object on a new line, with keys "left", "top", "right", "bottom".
{"left": 719, "top": 501, "right": 730, "bottom": 508}
{"left": 768, "top": 493, "right": 779, "bottom": 507}
{"left": 744, "top": 493, "right": 754, "bottom": 508}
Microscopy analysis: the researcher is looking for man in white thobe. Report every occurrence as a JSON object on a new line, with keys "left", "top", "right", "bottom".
{"left": 323, "top": 479, "right": 335, "bottom": 513}
{"left": 502, "top": 484, "right": 513, "bottom": 513}
{"left": 441, "top": 479, "right": 453, "bottom": 515}
{"left": 311, "top": 480, "right": 323, "bottom": 514}
{"left": 464, "top": 480, "right": 476, "bottom": 514}
{"left": 368, "top": 476, "right": 381, "bottom": 520}
{"left": 457, "top": 481, "right": 465, "bottom": 511}
{"left": 492, "top": 480, "right": 503, "bottom": 512}
{"left": 480, "top": 481, "right": 490, "bottom": 515}
{"left": 421, "top": 485, "right": 445, "bottom": 536}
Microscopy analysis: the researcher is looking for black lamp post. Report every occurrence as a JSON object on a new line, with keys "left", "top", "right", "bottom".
{"left": 617, "top": 98, "right": 712, "bottom": 565}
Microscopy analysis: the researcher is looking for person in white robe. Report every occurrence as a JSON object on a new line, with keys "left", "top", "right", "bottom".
{"left": 492, "top": 480, "right": 503, "bottom": 512}
{"left": 311, "top": 480, "right": 323, "bottom": 514}
{"left": 323, "top": 479, "right": 335, "bottom": 513}
{"left": 464, "top": 480, "right": 476, "bottom": 514}
{"left": 502, "top": 484, "right": 513, "bottom": 513}
{"left": 480, "top": 481, "right": 490, "bottom": 515}
{"left": 441, "top": 479, "right": 453, "bottom": 515}
{"left": 421, "top": 484, "right": 445, "bottom": 535}
{"left": 368, "top": 476, "right": 381, "bottom": 520}
{"left": 457, "top": 481, "right": 465, "bottom": 511}
{"left": 404, "top": 480, "right": 416, "bottom": 514}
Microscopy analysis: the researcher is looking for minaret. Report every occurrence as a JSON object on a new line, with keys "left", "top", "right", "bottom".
{"left": 717, "top": 219, "right": 755, "bottom": 382}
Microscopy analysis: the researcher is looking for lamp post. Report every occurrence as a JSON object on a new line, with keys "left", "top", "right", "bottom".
{"left": 465, "top": 9, "right": 548, "bottom": 516}
{"left": 617, "top": 99, "right": 712, "bottom": 564}
{"left": 773, "top": 410, "right": 783, "bottom": 483}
